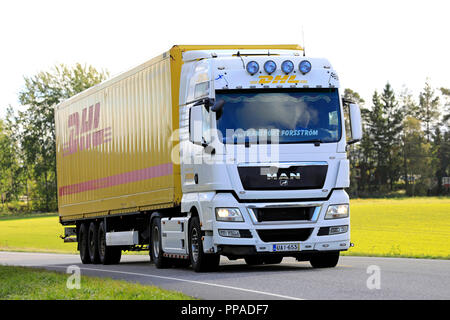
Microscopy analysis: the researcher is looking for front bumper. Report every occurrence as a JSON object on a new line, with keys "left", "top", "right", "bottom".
{"left": 210, "top": 189, "right": 351, "bottom": 256}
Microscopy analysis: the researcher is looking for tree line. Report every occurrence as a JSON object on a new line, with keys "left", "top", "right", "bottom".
{"left": 0, "top": 64, "right": 449, "bottom": 213}
{"left": 345, "top": 82, "right": 449, "bottom": 197}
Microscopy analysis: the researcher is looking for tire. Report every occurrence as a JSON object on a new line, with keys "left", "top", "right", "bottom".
{"left": 78, "top": 223, "right": 91, "bottom": 264}
{"left": 244, "top": 256, "right": 264, "bottom": 265}
{"left": 150, "top": 217, "right": 170, "bottom": 268}
{"left": 310, "top": 252, "right": 340, "bottom": 268}
{"left": 97, "top": 222, "right": 121, "bottom": 265}
{"left": 263, "top": 256, "right": 283, "bottom": 265}
{"left": 88, "top": 222, "right": 100, "bottom": 264}
{"left": 189, "top": 216, "right": 220, "bottom": 272}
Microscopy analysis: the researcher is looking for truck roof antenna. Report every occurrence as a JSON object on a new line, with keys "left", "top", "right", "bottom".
{"left": 236, "top": 51, "right": 245, "bottom": 69}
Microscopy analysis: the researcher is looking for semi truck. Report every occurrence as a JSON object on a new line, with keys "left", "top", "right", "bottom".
{"left": 56, "top": 45, "right": 362, "bottom": 272}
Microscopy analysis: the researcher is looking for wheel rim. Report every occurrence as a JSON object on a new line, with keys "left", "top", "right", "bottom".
{"left": 152, "top": 225, "right": 160, "bottom": 259}
{"left": 191, "top": 227, "right": 199, "bottom": 263}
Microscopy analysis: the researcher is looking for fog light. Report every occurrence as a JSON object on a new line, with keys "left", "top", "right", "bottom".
{"left": 299, "top": 60, "right": 312, "bottom": 74}
{"left": 281, "top": 60, "right": 294, "bottom": 74}
{"left": 246, "top": 61, "right": 259, "bottom": 75}
{"left": 264, "top": 60, "right": 277, "bottom": 74}
{"left": 218, "top": 229, "right": 241, "bottom": 238}
{"left": 329, "top": 225, "right": 348, "bottom": 235}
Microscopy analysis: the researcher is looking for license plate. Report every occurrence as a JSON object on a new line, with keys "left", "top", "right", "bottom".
{"left": 272, "top": 243, "right": 300, "bottom": 252}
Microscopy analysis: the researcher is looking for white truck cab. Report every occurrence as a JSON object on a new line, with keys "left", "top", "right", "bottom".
{"left": 171, "top": 48, "right": 362, "bottom": 270}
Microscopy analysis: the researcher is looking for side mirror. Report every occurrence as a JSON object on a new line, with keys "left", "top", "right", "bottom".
{"left": 211, "top": 99, "right": 225, "bottom": 120}
{"left": 211, "top": 99, "right": 225, "bottom": 112}
{"left": 189, "top": 106, "right": 203, "bottom": 145}
{"left": 348, "top": 103, "right": 362, "bottom": 144}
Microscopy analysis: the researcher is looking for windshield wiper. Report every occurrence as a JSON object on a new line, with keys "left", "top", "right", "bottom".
{"left": 297, "top": 139, "right": 322, "bottom": 146}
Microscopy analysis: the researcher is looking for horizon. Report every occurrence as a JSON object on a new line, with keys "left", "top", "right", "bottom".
{"left": 1, "top": 0, "right": 449, "bottom": 116}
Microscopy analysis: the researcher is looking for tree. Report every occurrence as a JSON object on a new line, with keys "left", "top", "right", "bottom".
{"left": 402, "top": 117, "right": 432, "bottom": 196}
{"left": 380, "top": 83, "right": 403, "bottom": 191}
{"left": 417, "top": 81, "right": 440, "bottom": 143}
{"left": 441, "top": 87, "right": 450, "bottom": 127}
{"left": 17, "top": 63, "right": 108, "bottom": 211}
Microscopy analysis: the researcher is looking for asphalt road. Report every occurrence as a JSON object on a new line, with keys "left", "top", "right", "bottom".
{"left": 1, "top": 251, "right": 449, "bottom": 300}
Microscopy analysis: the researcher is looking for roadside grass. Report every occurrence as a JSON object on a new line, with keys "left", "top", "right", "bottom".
{"left": 0, "top": 265, "right": 194, "bottom": 300}
{"left": 0, "top": 197, "right": 449, "bottom": 259}
{"left": 342, "top": 197, "right": 450, "bottom": 259}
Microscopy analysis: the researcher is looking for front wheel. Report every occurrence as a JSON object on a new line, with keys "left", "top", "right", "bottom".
{"left": 189, "top": 217, "right": 220, "bottom": 272}
{"left": 150, "top": 217, "right": 170, "bottom": 268}
{"left": 310, "top": 252, "right": 340, "bottom": 268}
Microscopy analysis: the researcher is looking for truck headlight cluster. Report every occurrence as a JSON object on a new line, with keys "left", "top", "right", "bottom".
{"left": 215, "top": 208, "right": 244, "bottom": 222}
{"left": 325, "top": 204, "right": 349, "bottom": 219}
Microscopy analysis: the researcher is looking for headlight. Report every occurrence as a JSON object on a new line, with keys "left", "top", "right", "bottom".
{"left": 215, "top": 208, "right": 244, "bottom": 222}
{"left": 246, "top": 61, "right": 259, "bottom": 75}
{"left": 299, "top": 60, "right": 312, "bottom": 74}
{"left": 264, "top": 60, "right": 277, "bottom": 74}
{"left": 325, "top": 204, "right": 349, "bottom": 219}
{"left": 281, "top": 60, "right": 294, "bottom": 74}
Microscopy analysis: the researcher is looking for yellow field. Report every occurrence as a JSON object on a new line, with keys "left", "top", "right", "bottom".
{"left": 344, "top": 197, "right": 450, "bottom": 259}
{"left": 0, "top": 197, "right": 449, "bottom": 259}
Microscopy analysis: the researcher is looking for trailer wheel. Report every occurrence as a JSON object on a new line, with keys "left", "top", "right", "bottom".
{"left": 188, "top": 217, "right": 220, "bottom": 272}
{"left": 310, "top": 252, "right": 340, "bottom": 268}
{"left": 97, "top": 222, "right": 121, "bottom": 265}
{"left": 78, "top": 223, "right": 91, "bottom": 264}
{"left": 150, "top": 217, "right": 170, "bottom": 268}
{"left": 88, "top": 222, "right": 100, "bottom": 264}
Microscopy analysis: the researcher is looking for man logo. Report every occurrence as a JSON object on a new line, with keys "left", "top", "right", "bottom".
{"left": 267, "top": 172, "right": 301, "bottom": 181}
{"left": 280, "top": 180, "right": 288, "bottom": 187}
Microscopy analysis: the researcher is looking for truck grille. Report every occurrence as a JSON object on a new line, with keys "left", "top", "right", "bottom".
{"left": 252, "top": 207, "right": 315, "bottom": 222}
{"left": 256, "top": 228, "right": 313, "bottom": 242}
{"left": 238, "top": 165, "right": 328, "bottom": 190}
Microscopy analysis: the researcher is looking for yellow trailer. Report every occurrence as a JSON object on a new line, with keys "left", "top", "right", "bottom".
{"left": 56, "top": 45, "right": 302, "bottom": 223}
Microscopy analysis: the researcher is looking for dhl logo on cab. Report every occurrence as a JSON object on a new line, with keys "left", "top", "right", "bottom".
{"left": 250, "top": 75, "right": 307, "bottom": 85}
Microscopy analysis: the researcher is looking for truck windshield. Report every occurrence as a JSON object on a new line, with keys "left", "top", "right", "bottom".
{"left": 215, "top": 88, "right": 342, "bottom": 144}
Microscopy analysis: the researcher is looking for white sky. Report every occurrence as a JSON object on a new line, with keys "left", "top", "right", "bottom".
{"left": 0, "top": 0, "right": 449, "bottom": 117}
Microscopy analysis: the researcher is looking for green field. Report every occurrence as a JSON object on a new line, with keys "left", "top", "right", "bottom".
{"left": 0, "top": 265, "right": 193, "bottom": 300}
{"left": 0, "top": 214, "right": 78, "bottom": 253}
{"left": 0, "top": 197, "right": 449, "bottom": 259}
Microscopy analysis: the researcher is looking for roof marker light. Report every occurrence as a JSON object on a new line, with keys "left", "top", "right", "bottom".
{"left": 299, "top": 60, "right": 312, "bottom": 74}
{"left": 281, "top": 60, "right": 294, "bottom": 74}
{"left": 264, "top": 60, "right": 277, "bottom": 74}
{"left": 246, "top": 61, "right": 259, "bottom": 75}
